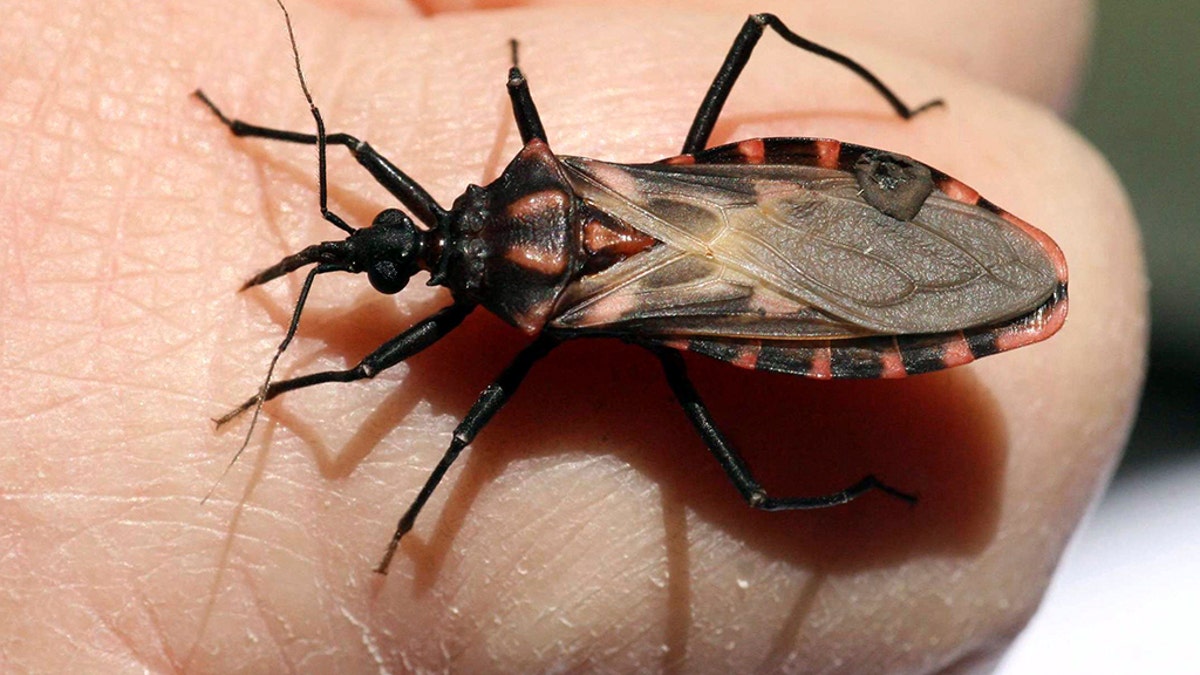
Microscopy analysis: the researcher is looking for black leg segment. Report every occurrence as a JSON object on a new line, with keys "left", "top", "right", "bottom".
{"left": 506, "top": 39, "right": 549, "bottom": 145}
{"left": 215, "top": 302, "right": 476, "bottom": 427}
{"left": 652, "top": 347, "right": 916, "bottom": 510}
{"left": 682, "top": 13, "right": 944, "bottom": 154}
{"left": 193, "top": 90, "right": 446, "bottom": 229}
{"left": 375, "top": 333, "right": 560, "bottom": 574}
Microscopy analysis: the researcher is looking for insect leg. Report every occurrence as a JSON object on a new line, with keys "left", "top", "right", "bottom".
{"left": 682, "top": 13, "right": 944, "bottom": 154}
{"left": 652, "top": 347, "right": 917, "bottom": 510}
{"left": 194, "top": 3, "right": 446, "bottom": 227}
{"left": 196, "top": 90, "right": 446, "bottom": 228}
{"left": 375, "top": 333, "right": 560, "bottom": 574}
{"left": 215, "top": 302, "right": 475, "bottom": 427}
{"left": 506, "top": 39, "right": 549, "bottom": 145}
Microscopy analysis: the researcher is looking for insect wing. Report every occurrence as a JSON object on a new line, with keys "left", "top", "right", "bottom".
{"left": 558, "top": 146, "right": 1060, "bottom": 337}
{"left": 551, "top": 140, "right": 1066, "bottom": 378}
{"left": 552, "top": 236, "right": 879, "bottom": 340}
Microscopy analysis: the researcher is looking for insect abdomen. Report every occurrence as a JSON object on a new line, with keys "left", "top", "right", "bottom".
{"left": 655, "top": 280, "right": 1067, "bottom": 379}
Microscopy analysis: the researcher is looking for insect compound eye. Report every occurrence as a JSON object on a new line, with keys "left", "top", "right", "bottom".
{"left": 367, "top": 259, "right": 409, "bottom": 294}
{"left": 352, "top": 209, "right": 422, "bottom": 294}
{"left": 372, "top": 208, "right": 411, "bottom": 230}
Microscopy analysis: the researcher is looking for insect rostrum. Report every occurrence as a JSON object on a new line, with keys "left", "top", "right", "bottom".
{"left": 199, "top": 8, "right": 1067, "bottom": 575}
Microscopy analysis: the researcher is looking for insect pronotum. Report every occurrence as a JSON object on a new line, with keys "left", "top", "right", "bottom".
{"left": 198, "top": 3, "right": 1068, "bottom": 574}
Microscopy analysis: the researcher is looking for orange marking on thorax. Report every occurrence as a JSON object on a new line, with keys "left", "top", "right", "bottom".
{"left": 504, "top": 244, "right": 568, "bottom": 276}
{"left": 506, "top": 188, "right": 569, "bottom": 221}
{"left": 583, "top": 219, "right": 657, "bottom": 258}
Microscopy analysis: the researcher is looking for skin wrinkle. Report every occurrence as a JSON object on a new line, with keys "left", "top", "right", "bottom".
{"left": 239, "top": 564, "right": 297, "bottom": 673}
{"left": 107, "top": 590, "right": 169, "bottom": 670}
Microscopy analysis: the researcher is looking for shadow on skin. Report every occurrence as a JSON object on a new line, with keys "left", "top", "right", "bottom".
{"left": 240, "top": 291, "right": 457, "bottom": 479}
{"left": 215, "top": 269, "right": 1005, "bottom": 667}
{"left": 407, "top": 320, "right": 1005, "bottom": 669}
{"left": 419, "top": 317, "right": 1001, "bottom": 561}
{"left": 228, "top": 285, "right": 1006, "bottom": 562}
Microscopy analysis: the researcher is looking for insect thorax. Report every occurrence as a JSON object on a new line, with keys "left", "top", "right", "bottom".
{"left": 440, "top": 140, "right": 584, "bottom": 333}
{"left": 440, "top": 140, "right": 662, "bottom": 334}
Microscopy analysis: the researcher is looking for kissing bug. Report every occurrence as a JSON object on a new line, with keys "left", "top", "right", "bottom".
{"left": 198, "top": 5, "right": 1068, "bottom": 574}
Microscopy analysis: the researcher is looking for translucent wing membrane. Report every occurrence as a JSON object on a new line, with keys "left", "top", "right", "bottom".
{"left": 555, "top": 142, "right": 1060, "bottom": 337}
{"left": 553, "top": 241, "right": 878, "bottom": 339}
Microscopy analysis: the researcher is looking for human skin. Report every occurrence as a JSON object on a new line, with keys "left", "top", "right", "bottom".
{"left": 0, "top": 0, "right": 1142, "bottom": 673}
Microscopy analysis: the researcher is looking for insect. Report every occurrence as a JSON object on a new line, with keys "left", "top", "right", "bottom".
{"left": 198, "top": 5, "right": 1068, "bottom": 575}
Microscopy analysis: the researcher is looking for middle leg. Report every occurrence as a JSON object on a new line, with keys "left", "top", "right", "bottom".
{"left": 683, "top": 13, "right": 944, "bottom": 154}
{"left": 375, "top": 332, "right": 560, "bottom": 573}
{"left": 651, "top": 346, "right": 916, "bottom": 510}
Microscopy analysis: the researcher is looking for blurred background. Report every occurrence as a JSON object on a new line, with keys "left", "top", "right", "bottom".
{"left": 1000, "top": 1, "right": 1198, "bottom": 671}
{"left": 1084, "top": 3, "right": 1199, "bottom": 473}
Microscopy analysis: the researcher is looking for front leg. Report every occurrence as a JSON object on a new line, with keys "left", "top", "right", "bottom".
{"left": 216, "top": 302, "right": 476, "bottom": 427}
{"left": 193, "top": 90, "right": 446, "bottom": 229}
{"left": 194, "top": 0, "right": 445, "bottom": 228}
{"left": 206, "top": 301, "right": 475, "bottom": 502}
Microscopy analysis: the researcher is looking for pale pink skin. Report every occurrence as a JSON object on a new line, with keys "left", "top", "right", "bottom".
{"left": 0, "top": 1, "right": 1144, "bottom": 672}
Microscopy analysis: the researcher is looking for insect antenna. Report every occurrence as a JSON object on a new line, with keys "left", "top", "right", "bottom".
{"left": 205, "top": 0, "right": 354, "bottom": 501}
{"left": 237, "top": 241, "right": 348, "bottom": 290}
{"left": 274, "top": 0, "right": 353, "bottom": 235}
{"left": 205, "top": 265, "right": 344, "bottom": 503}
